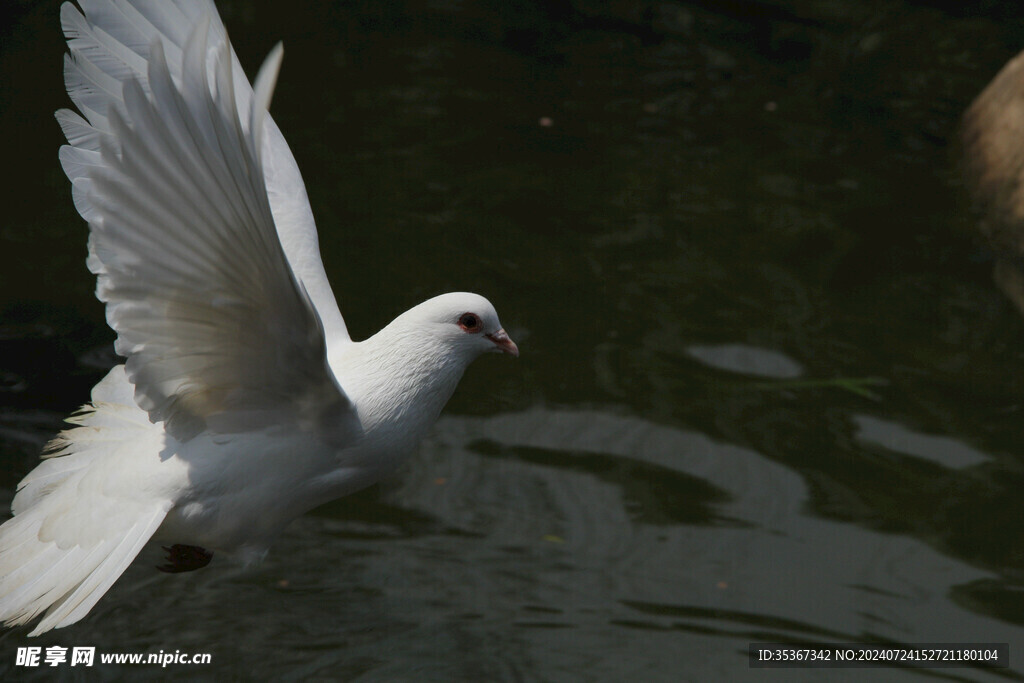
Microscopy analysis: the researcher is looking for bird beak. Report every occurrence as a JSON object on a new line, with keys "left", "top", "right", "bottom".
{"left": 486, "top": 329, "right": 519, "bottom": 357}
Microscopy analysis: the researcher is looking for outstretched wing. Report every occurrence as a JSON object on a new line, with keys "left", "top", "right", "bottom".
{"left": 59, "top": 1, "right": 349, "bottom": 345}
{"left": 57, "top": 1, "right": 354, "bottom": 441}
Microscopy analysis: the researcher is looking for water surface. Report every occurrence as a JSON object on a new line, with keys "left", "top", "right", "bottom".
{"left": 2, "top": 0, "right": 1024, "bottom": 680}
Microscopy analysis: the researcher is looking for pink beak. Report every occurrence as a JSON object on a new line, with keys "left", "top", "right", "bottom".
{"left": 486, "top": 329, "right": 519, "bottom": 357}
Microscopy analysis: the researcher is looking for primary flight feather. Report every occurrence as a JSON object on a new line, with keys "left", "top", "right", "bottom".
{"left": 0, "top": 0, "right": 517, "bottom": 636}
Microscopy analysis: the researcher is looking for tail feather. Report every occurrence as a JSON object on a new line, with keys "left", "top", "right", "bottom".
{"left": 0, "top": 473, "right": 170, "bottom": 635}
{"left": 0, "top": 366, "right": 172, "bottom": 635}
{"left": 12, "top": 365, "right": 144, "bottom": 517}
{"left": 29, "top": 507, "right": 167, "bottom": 635}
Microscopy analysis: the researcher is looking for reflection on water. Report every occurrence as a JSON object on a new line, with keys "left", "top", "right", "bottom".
{"left": 1, "top": 410, "right": 1014, "bottom": 680}
{"left": 3, "top": 0, "right": 1024, "bottom": 679}
{"left": 853, "top": 414, "right": 991, "bottom": 469}
{"left": 685, "top": 343, "right": 805, "bottom": 379}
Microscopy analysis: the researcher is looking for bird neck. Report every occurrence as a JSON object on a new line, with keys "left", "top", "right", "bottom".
{"left": 333, "top": 324, "right": 468, "bottom": 448}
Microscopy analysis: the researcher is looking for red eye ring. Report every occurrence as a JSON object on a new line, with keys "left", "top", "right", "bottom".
{"left": 458, "top": 312, "right": 482, "bottom": 332}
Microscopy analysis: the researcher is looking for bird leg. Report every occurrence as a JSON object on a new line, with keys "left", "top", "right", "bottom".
{"left": 158, "top": 544, "right": 213, "bottom": 573}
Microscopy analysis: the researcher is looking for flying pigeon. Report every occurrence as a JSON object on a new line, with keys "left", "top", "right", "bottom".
{"left": 0, "top": 0, "right": 517, "bottom": 636}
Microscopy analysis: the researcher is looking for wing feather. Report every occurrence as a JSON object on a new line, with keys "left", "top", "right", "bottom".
{"left": 58, "top": 0, "right": 350, "bottom": 344}
{"left": 60, "top": 3, "right": 354, "bottom": 442}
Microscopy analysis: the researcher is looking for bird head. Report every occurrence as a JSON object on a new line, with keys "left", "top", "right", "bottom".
{"left": 403, "top": 292, "right": 519, "bottom": 360}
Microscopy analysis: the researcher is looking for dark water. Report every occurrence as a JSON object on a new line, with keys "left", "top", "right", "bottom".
{"left": 3, "top": 0, "right": 1024, "bottom": 680}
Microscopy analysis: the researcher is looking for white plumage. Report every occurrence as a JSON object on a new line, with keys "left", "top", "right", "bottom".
{"left": 0, "top": 0, "right": 517, "bottom": 636}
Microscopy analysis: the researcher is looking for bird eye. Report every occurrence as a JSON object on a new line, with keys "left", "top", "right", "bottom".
{"left": 458, "top": 313, "right": 481, "bottom": 332}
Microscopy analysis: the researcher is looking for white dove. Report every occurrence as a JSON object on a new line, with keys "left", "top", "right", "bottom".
{"left": 0, "top": 0, "right": 517, "bottom": 636}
